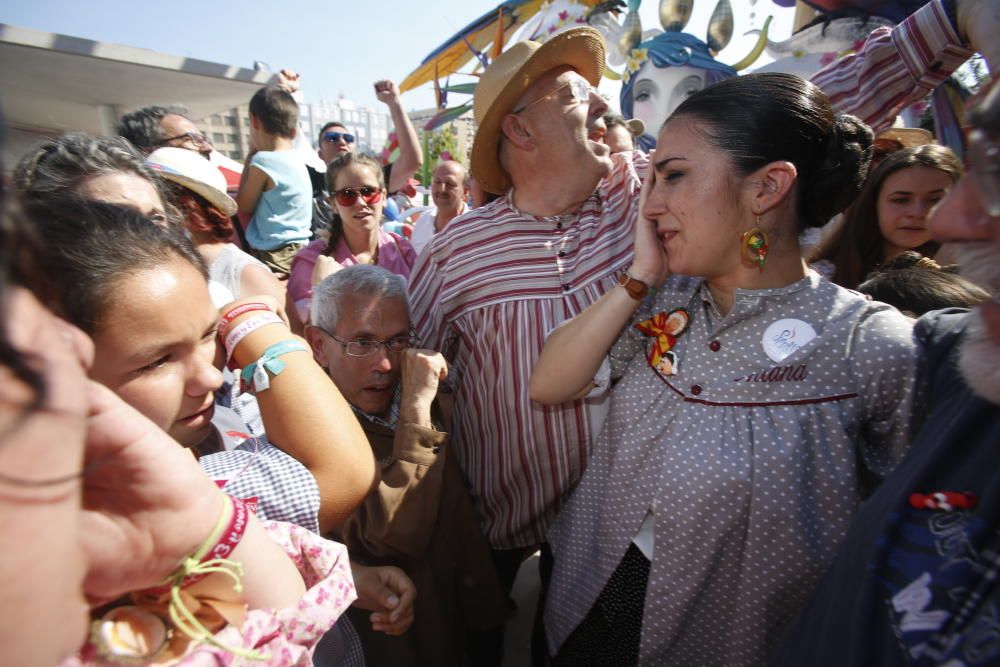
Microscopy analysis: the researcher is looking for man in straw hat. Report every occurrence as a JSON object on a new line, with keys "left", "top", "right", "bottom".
{"left": 407, "top": 25, "right": 648, "bottom": 658}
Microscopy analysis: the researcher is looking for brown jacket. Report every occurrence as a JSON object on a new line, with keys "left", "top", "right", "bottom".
{"left": 337, "top": 406, "right": 512, "bottom": 666}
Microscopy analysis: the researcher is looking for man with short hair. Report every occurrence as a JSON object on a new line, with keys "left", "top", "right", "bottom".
{"left": 306, "top": 264, "right": 511, "bottom": 667}
{"left": 116, "top": 105, "right": 213, "bottom": 158}
{"left": 407, "top": 30, "right": 643, "bottom": 649}
{"left": 410, "top": 160, "right": 469, "bottom": 254}
{"left": 771, "top": 80, "right": 1000, "bottom": 666}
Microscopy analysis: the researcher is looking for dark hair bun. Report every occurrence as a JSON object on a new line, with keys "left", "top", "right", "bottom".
{"left": 807, "top": 114, "right": 873, "bottom": 228}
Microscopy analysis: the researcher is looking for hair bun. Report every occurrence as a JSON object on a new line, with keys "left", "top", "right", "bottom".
{"left": 807, "top": 114, "right": 873, "bottom": 227}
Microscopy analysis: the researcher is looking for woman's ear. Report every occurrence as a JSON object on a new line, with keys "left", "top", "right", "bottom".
{"left": 749, "top": 161, "right": 797, "bottom": 214}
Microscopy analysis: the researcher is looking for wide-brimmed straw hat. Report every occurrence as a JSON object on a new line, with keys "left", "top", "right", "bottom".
{"left": 875, "top": 127, "right": 935, "bottom": 150}
{"left": 146, "top": 147, "right": 238, "bottom": 216}
{"left": 471, "top": 27, "right": 606, "bottom": 194}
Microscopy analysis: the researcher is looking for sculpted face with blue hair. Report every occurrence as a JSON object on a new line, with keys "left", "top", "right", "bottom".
{"left": 620, "top": 32, "right": 736, "bottom": 151}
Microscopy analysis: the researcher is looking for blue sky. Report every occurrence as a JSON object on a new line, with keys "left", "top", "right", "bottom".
{"left": 0, "top": 0, "right": 794, "bottom": 114}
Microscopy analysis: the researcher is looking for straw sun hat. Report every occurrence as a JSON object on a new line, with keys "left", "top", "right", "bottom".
{"left": 145, "top": 147, "right": 238, "bottom": 216}
{"left": 470, "top": 26, "right": 606, "bottom": 194}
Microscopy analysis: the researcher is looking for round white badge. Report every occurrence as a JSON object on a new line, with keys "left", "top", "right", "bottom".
{"left": 761, "top": 319, "right": 817, "bottom": 363}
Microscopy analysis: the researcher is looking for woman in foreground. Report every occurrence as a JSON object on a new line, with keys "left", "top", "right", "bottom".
{"left": 532, "top": 73, "right": 920, "bottom": 666}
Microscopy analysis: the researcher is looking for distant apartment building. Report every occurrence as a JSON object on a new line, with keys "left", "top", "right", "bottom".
{"left": 199, "top": 95, "right": 391, "bottom": 162}
{"left": 199, "top": 105, "right": 251, "bottom": 161}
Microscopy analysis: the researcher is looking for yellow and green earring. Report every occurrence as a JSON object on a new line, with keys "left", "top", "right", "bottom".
{"left": 741, "top": 216, "right": 769, "bottom": 271}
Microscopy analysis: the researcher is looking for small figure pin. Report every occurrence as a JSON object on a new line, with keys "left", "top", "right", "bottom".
{"left": 635, "top": 308, "right": 690, "bottom": 373}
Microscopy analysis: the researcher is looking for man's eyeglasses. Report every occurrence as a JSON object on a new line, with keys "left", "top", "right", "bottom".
{"left": 332, "top": 186, "right": 383, "bottom": 207}
{"left": 323, "top": 131, "right": 356, "bottom": 145}
{"left": 969, "top": 129, "right": 1000, "bottom": 218}
{"left": 513, "top": 77, "right": 596, "bottom": 115}
{"left": 157, "top": 131, "right": 212, "bottom": 147}
{"left": 318, "top": 328, "right": 416, "bottom": 357}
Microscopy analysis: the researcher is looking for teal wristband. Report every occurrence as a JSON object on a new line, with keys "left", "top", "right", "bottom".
{"left": 239, "top": 340, "right": 308, "bottom": 393}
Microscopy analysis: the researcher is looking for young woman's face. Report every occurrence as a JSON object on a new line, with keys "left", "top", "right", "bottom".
{"left": 877, "top": 165, "right": 954, "bottom": 257}
{"left": 643, "top": 118, "right": 747, "bottom": 278}
{"left": 0, "top": 288, "right": 94, "bottom": 665}
{"left": 330, "top": 163, "right": 385, "bottom": 236}
{"left": 89, "top": 258, "right": 222, "bottom": 448}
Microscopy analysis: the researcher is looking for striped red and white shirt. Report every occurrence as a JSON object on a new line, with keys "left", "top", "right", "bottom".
{"left": 409, "top": 151, "right": 647, "bottom": 548}
{"left": 811, "top": 0, "right": 973, "bottom": 133}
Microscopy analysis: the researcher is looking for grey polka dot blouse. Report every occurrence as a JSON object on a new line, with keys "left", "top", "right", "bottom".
{"left": 545, "top": 272, "right": 919, "bottom": 666}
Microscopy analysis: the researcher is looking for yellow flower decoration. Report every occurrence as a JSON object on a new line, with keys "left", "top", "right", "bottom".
{"left": 623, "top": 48, "right": 649, "bottom": 83}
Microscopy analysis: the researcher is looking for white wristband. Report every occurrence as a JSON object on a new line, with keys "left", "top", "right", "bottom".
{"left": 224, "top": 312, "right": 284, "bottom": 363}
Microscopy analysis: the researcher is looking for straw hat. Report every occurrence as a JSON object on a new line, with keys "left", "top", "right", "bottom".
{"left": 470, "top": 27, "right": 606, "bottom": 194}
{"left": 875, "top": 127, "right": 935, "bottom": 149}
{"left": 145, "top": 147, "right": 238, "bottom": 216}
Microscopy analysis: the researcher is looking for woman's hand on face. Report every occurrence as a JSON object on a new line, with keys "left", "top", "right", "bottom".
{"left": 311, "top": 255, "right": 344, "bottom": 287}
{"left": 80, "top": 381, "right": 225, "bottom": 604}
{"left": 632, "top": 166, "right": 670, "bottom": 286}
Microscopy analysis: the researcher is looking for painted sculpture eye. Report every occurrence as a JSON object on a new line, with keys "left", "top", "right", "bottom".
{"left": 668, "top": 75, "right": 705, "bottom": 112}
{"left": 633, "top": 79, "right": 658, "bottom": 104}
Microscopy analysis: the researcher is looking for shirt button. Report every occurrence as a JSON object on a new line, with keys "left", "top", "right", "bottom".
{"left": 690, "top": 384, "right": 702, "bottom": 395}
{"left": 709, "top": 340, "right": 721, "bottom": 352}
{"left": 556, "top": 222, "right": 563, "bottom": 230}
{"left": 558, "top": 250, "right": 567, "bottom": 258}
{"left": 561, "top": 284, "right": 570, "bottom": 292}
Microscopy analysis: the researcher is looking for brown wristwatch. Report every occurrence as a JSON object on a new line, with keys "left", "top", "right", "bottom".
{"left": 618, "top": 272, "right": 649, "bottom": 300}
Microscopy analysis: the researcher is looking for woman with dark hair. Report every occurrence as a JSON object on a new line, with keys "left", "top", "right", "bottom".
{"left": 532, "top": 73, "right": 918, "bottom": 665}
{"left": 0, "top": 197, "right": 362, "bottom": 665}
{"left": 28, "top": 200, "right": 375, "bottom": 529}
{"left": 25, "top": 200, "right": 414, "bottom": 662}
{"left": 287, "top": 152, "right": 417, "bottom": 322}
{"left": 810, "top": 144, "right": 964, "bottom": 289}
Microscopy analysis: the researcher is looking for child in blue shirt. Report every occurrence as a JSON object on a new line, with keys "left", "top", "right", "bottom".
{"left": 237, "top": 87, "right": 312, "bottom": 277}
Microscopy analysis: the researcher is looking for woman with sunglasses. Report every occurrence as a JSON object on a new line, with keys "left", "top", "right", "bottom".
{"left": 810, "top": 144, "right": 963, "bottom": 289}
{"left": 288, "top": 152, "right": 417, "bottom": 322}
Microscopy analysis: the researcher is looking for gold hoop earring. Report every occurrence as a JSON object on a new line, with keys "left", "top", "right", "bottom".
{"left": 741, "top": 216, "right": 769, "bottom": 271}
